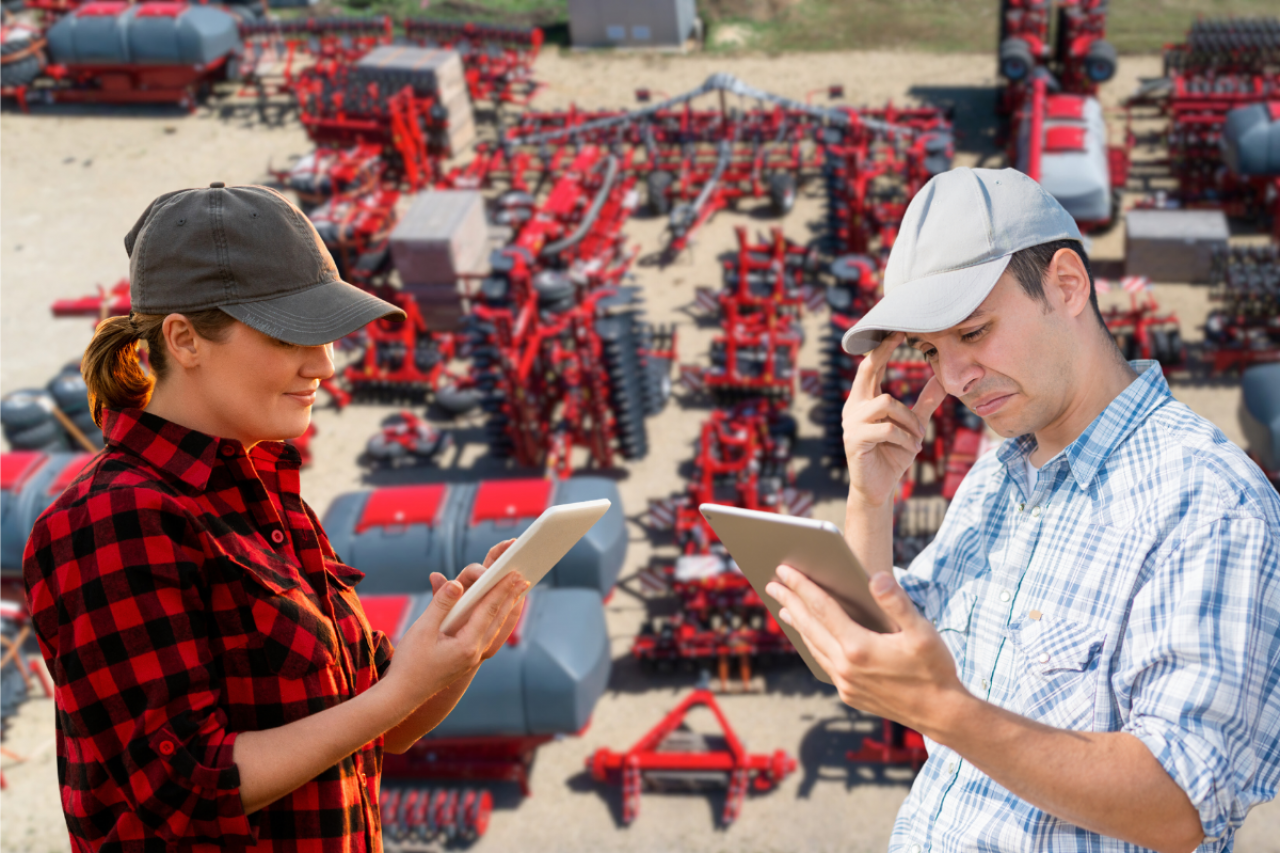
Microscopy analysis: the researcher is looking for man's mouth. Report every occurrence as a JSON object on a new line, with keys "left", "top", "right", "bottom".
{"left": 972, "top": 393, "right": 1014, "bottom": 416}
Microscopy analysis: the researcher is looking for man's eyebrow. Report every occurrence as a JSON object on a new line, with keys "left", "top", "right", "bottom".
{"left": 904, "top": 307, "right": 989, "bottom": 348}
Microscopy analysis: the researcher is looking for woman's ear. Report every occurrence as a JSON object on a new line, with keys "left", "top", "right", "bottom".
{"left": 161, "top": 314, "right": 201, "bottom": 369}
{"left": 1047, "top": 248, "right": 1092, "bottom": 320}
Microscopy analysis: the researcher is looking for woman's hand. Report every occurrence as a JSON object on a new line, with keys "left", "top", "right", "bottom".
{"left": 429, "top": 539, "right": 526, "bottom": 661}
{"left": 382, "top": 544, "right": 528, "bottom": 711}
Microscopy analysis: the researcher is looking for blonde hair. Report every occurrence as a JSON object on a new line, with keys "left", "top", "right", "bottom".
{"left": 81, "top": 311, "right": 236, "bottom": 427}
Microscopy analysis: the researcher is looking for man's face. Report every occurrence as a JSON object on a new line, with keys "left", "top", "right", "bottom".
{"left": 906, "top": 272, "right": 1075, "bottom": 439}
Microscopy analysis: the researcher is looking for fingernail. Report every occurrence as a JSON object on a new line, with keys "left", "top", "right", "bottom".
{"left": 778, "top": 608, "right": 792, "bottom": 625}
{"left": 870, "top": 572, "right": 894, "bottom": 595}
{"left": 776, "top": 565, "right": 792, "bottom": 582}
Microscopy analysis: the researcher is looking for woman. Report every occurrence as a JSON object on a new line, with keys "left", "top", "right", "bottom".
{"left": 22, "top": 183, "right": 527, "bottom": 852}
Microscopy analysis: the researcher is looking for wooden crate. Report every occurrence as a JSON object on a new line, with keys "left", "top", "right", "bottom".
{"left": 390, "top": 190, "right": 489, "bottom": 287}
{"left": 353, "top": 46, "right": 467, "bottom": 101}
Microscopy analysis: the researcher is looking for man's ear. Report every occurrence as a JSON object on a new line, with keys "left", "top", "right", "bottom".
{"left": 161, "top": 314, "right": 201, "bottom": 369}
{"left": 1047, "top": 248, "right": 1092, "bottom": 320}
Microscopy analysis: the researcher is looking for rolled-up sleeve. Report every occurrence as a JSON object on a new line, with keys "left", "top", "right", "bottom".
{"left": 26, "top": 488, "right": 258, "bottom": 848}
{"left": 1115, "top": 516, "right": 1280, "bottom": 847}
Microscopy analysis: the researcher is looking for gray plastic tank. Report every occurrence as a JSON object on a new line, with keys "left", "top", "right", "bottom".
{"left": 1019, "top": 93, "right": 1112, "bottom": 223}
{"left": 322, "top": 477, "right": 626, "bottom": 595}
{"left": 1, "top": 452, "right": 95, "bottom": 576}
{"left": 1240, "top": 363, "right": 1280, "bottom": 472}
{"left": 1222, "top": 104, "right": 1280, "bottom": 177}
{"left": 46, "top": 3, "right": 240, "bottom": 67}
{"left": 365, "top": 587, "right": 611, "bottom": 737}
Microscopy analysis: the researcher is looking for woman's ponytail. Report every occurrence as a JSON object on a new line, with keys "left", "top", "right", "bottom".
{"left": 81, "top": 309, "right": 236, "bottom": 427}
{"left": 82, "top": 315, "right": 157, "bottom": 428}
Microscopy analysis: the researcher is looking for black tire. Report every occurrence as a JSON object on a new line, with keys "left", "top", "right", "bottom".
{"left": 647, "top": 171, "right": 673, "bottom": 217}
{"left": 70, "top": 410, "right": 104, "bottom": 448}
{"left": 767, "top": 172, "right": 797, "bottom": 217}
{"left": 0, "top": 30, "right": 44, "bottom": 90}
{"left": 47, "top": 372, "right": 90, "bottom": 415}
{"left": 643, "top": 357, "right": 673, "bottom": 416}
{"left": 1150, "top": 328, "right": 1171, "bottom": 365}
{"left": 435, "top": 385, "right": 483, "bottom": 417}
{"left": 6, "top": 418, "right": 69, "bottom": 451}
{"left": 999, "top": 36, "right": 1035, "bottom": 82}
{"left": 1084, "top": 39, "right": 1118, "bottom": 84}
{"left": 1167, "top": 327, "right": 1183, "bottom": 364}
{"left": 1, "top": 389, "right": 56, "bottom": 432}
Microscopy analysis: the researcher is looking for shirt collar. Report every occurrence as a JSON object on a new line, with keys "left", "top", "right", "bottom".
{"left": 103, "top": 408, "right": 302, "bottom": 491}
{"left": 995, "top": 361, "right": 1171, "bottom": 490}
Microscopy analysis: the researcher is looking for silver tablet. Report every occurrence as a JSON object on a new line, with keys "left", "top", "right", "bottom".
{"left": 698, "top": 503, "right": 895, "bottom": 684}
{"left": 440, "top": 498, "right": 611, "bottom": 634}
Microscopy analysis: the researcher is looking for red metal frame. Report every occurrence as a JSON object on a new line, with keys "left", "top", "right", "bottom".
{"left": 587, "top": 689, "right": 796, "bottom": 826}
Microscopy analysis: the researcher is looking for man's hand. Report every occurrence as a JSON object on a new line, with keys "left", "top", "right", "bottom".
{"left": 766, "top": 563, "right": 969, "bottom": 736}
{"left": 843, "top": 332, "right": 947, "bottom": 509}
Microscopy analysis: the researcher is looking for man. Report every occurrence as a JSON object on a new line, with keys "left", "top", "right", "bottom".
{"left": 766, "top": 167, "right": 1280, "bottom": 853}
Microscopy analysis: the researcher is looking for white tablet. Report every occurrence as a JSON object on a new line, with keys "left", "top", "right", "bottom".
{"left": 440, "top": 498, "right": 611, "bottom": 634}
{"left": 699, "top": 503, "right": 895, "bottom": 684}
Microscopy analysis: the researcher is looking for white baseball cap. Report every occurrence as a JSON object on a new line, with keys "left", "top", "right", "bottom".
{"left": 841, "top": 167, "right": 1082, "bottom": 355}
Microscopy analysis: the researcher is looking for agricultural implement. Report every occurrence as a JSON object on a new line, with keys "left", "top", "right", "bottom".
{"left": 586, "top": 688, "right": 796, "bottom": 826}
{"left": 1205, "top": 244, "right": 1280, "bottom": 373}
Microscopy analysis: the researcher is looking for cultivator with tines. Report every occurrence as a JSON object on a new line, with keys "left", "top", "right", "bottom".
{"left": 1128, "top": 17, "right": 1280, "bottom": 230}
{"left": 403, "top": 18, "right": 542, "bottom": 106}
{"left": 587, "top": 689, "right": 796, "bottom": 825}
{"left": 694, "top": 227, "right": 817, "bottom": 319}
{"left": 647, "top": 400, "right": 809, "bottom": 555}
{"left": 342, "top": 294, "right": 472, "bottom": 403}
{"left": 379, "top": 786, "right": 492, "bottom": 845}
{"left": 998, "top": 0, "right": 1116, "bottom": 110}
{"left": 680, "top": 302, "right": 802, "bottom": 404}
{"left": 817, "top": 105, "right": 953, "bottom": 259}
{"left": 1102, "top": 291, "right": 1186, "bottom": 368}
{"left": 1205, "top": 244, "right": 1280, "bottom": 373}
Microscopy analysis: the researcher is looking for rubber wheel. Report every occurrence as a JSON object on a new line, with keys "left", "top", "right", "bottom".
{"left": 0, "top": 31, "right": 44, "bottom": 90}
{"left": 5, "top": 418, "right": 69, "bottom": 451}
{"left": 999, "top": 36, "right": 1034, "bottom": 82}
{"left": 648, "top": 171, "right": 673, "bottom": 217}
{"left": 1, "top": 388, "right": 56, "bottom": 431}
{"left": 1085, "top": 39, "right": 1118, "bottom": 83}
{"left": 47, "top": 372, "right": 90, "bottom": 415}
{"left": 767, "top": 172, "right": 797, "bottom": 216}
{"left": 435, "top": 385, "right": 483, "bottom": 416}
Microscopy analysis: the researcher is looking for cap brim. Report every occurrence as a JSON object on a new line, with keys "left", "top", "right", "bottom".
{"left": 841, "top": 253, "right": 1012, "bottom": 355}
{"left": 221, "top": 278, "right": 407, "bottom": 346}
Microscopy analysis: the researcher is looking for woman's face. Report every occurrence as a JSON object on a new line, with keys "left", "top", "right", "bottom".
{"left": 173, "top": 319, "right": 334, "bottom": 446}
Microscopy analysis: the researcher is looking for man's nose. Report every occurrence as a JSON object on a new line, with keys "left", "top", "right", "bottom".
{"left": 938, "top": 351, "right": 982, "bottom": 398}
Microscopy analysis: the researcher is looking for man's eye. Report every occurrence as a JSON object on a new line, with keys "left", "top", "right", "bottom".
{"left": 923, "top": 348, "right": 939, "bottom": 361}
{"left": 960, "top": 325, "right": 988, "bottom": 342}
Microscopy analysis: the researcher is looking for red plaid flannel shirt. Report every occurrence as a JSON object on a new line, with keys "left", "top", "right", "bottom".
{"left": 23, "top": 408, "right": 394, "bottom": 853}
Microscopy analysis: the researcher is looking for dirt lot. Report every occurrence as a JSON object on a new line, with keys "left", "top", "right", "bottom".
{"left": 2, "top": 47, "right": 1278, "bottom": 853}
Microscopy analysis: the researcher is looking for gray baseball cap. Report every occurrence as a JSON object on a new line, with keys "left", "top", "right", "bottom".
{"left": 124, "top": 182, "right": 405, "bottom": 345}
{"left": 841, "top": 167, "right": 1082, "bottom": 355}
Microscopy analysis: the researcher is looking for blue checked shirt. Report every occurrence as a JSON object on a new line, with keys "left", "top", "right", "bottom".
{"left": 892, "top": 362, "right": 1280, "bottom": 853}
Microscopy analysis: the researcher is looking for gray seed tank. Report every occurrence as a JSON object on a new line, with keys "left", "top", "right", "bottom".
{"left": 323, "top": 477, "right": 626, "bottom": 595}
{"left": 1017, "top": 92, "right": 1113, "bottom": 225}
{"left": 1, "top": 452, "right": 96, "bottom": 578}
{"left": 1222, "top": 103, "right": 1280, "bottom": 177}
{"left": 46, "top": 3, "right": 241, "bottom": 67}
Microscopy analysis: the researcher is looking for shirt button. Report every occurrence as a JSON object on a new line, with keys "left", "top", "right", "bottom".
{"left": 158, "top": 740, "right": 175, "bottom": 756}
{"left": 946, "top": 761, "right": 956, "bottom": 774}
{"left": 999, "top": 589, "right": 1012, "bottom": 603}
{"left": 1031, "top": 506, "right": 1041, "bottom": 517}
{"left": 271, "top": 529, "right": 286, "bottom": 545}
{"left": 1038, "top": 652, "right": 1051, "bottom": 664}
{"left": 981, "top": 678, "right": 989, "bottom": 690}
{"left": 221, "top": 445, "right": 235, "bottom": 457}
{"left": 910, "top": 844, "right": 923, "bottom": 853}
{"left": 1016, "top": 502, "right": 1025, "bottom": 513}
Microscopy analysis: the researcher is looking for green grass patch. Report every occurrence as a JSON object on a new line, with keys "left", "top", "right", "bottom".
{"left": 702, "top": 0, "right": 1280, "bottom": 55}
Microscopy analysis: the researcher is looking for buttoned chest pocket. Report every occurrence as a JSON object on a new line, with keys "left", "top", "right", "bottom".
{"left": 1006, "top": 616, "right": 1104, "bottom": 732}
{"left": 219, "top": 553, "right": 339, "bottom": 680}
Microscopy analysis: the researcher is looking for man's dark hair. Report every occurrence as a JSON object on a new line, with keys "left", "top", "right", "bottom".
{"left": 1005, "top": 239, "right": 1107, "bottom": 329}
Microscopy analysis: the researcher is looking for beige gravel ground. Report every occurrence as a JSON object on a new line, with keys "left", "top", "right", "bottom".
{"left": 2, "top": 47, "right": 1278, "bottom": 853}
